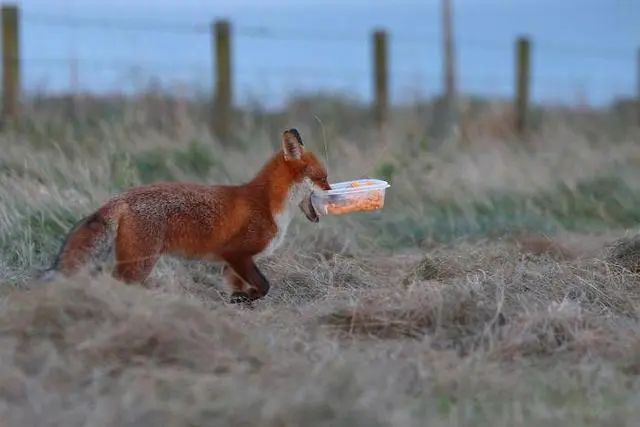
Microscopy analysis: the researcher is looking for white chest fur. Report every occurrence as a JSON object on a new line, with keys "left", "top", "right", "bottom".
{"left": 261, "top": 179, "right": 312, "bottom": 256}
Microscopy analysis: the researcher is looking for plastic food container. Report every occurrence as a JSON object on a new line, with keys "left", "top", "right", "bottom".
{"left": 311, "top": 179, "right": 390, "bottom": 216}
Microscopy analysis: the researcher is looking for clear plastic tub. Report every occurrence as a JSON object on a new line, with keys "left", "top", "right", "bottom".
{"left": 311, "top": 179, "right": 390, "bottom": 216}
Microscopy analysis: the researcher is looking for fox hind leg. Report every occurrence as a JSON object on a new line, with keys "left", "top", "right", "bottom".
{"left": 113, "top": 223, "right": 162, "bottom": 284}
{"left": 113, "top": 243, "right": 160, "bottom": 284}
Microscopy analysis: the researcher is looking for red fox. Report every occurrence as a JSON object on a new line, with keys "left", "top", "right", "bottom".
{"left": 44, "top": 129, "right": 330, "bottom": 303}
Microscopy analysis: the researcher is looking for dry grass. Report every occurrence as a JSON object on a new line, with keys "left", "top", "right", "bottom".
{"left": 3, "top": 240, "right": 640, "bottom": 426}
{"left": 2, "top": 100, "right": 640, "bottom": 425}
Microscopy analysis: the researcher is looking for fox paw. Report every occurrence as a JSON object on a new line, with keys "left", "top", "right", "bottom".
{"left": 229, "top": 292, "right": 252, "bottom": 307}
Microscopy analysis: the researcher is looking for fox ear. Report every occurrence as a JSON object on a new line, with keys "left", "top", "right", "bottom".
{"left": 282, "top": 128, "right": 304, "bottom": 160}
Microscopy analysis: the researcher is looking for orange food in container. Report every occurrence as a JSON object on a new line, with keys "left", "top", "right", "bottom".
{"left": 311, "top": 179, "right": 390, "bottom": 215}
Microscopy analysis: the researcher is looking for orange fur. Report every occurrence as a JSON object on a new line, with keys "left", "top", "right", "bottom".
{"left": 47, "top": 129, "right": 330, "bottom": 303}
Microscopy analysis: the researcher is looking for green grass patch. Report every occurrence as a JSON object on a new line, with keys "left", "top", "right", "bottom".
{"left": 0, "top": 207, "right": 80, "bottom": 269}
{"left": 110, "top": 140, "right": 221, "bottom": 187}
{"left": 372, "top": 175, "right": 640, "bottom": 247}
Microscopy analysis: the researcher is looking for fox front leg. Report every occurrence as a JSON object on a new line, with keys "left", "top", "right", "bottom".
{"left": 224, "top": 256, "right": 271, "bottom": 304}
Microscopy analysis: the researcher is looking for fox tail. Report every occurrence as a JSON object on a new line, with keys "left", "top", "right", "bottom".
{"left": 39, "top": 201, "right": 125, "bottom": 281}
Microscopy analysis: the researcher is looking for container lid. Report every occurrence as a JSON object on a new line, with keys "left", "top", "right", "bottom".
{"left": 316, "top": 179, "right": 390, "bottom": 196}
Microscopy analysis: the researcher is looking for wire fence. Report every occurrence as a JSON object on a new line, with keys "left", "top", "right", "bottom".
{"left": 20, "top": 12, "right": 634, "bottom": 57}
{"left": 4, "top": 8, "right": 638, "bottom": 117}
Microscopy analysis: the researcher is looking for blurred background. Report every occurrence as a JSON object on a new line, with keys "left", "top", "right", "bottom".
{"left": 2, "top": 0, "right": 639, "bottom": 128}
{"left": 9, "top": 0, "right": 639, "bottom": 104}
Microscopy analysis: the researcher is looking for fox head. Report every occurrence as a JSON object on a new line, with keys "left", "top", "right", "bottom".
{"left": 281, "top": 128, "right": 330, "bottom": 223}
{"left": 282, "top": 128, "right": 331, "bottom": 192}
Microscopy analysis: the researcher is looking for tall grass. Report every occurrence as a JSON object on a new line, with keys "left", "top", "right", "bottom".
{"left": 1, "top": 94, "right": 640, "bottom": 425}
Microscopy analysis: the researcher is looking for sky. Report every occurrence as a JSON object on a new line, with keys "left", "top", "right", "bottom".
{"left": 12, "top": 0, "right": 640, "bottom": 106}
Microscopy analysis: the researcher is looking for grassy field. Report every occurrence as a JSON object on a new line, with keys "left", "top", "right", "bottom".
{"left": 2, "top": 98, "right": 640, "bottom": 426}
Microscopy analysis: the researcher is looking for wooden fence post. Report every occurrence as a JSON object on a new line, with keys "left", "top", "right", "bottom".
{"left": 515, "top": 36, "right": 531, "bottom": 135}
{"left": 2, "top": 4, "right": 20, "bottom": 123}
{"left": 373, "top": 29, "right": 388, "bottom": 129}
{"left": 637, "top": 47, "right": 640, "bottom": 127}
{"left": 442, "top": 0, "right": 457, "bottom": 116}
{"left": 212, "top": 20, "right": 232, "bottom": 142}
